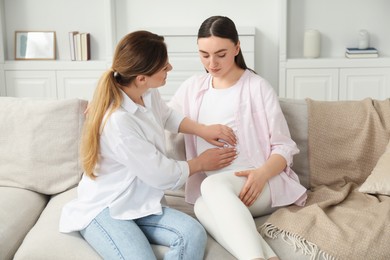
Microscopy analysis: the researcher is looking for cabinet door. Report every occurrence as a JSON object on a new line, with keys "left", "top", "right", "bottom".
{"left": 57, "top": 71, "right": 104, "bottom": 101}
{"left": 5, "top": 71, "right": 57, "bottom": 98}
{"left": 339, "top": 68, "right": 390, "bottom": 100}
{"left": 286, "top": 69, "right": 339, "bottom": 101}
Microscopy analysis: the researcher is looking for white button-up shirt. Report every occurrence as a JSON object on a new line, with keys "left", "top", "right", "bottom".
{"left": 60, "top": 89, "right": 188, "bottom": 233}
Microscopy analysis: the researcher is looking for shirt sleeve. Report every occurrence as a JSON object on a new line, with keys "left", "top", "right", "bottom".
{"left": 154, "top": 89, "right": 185, "bottom": 133}
{"left": 260, "top": 79, "right": 299, "bottom": 167}
{"left": 105, "top": 111, "right": 189, "bottom": 191}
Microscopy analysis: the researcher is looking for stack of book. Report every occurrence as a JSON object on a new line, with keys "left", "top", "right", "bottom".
{"left": 69, "top": 31, "right": 91, "bottom": 61}
{"left": 345, "top": 47, "right": 378, "bottom": 58}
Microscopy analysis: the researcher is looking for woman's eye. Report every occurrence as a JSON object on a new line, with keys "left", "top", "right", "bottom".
{"left": 218, "top": 54, "right": 226, "bottom": 58}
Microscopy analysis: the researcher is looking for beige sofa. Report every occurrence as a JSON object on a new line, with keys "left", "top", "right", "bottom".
{"left": 0, "top": 97, "right": 312, "bottom": 260}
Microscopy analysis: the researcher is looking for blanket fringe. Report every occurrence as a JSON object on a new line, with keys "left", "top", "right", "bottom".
{"left": 258, "top": 223, "right": 337, "bottom": 260}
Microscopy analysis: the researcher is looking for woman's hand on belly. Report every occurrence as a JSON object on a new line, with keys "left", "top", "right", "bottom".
{"left": 188, "top": 147, "right": 237, "bottom": 175}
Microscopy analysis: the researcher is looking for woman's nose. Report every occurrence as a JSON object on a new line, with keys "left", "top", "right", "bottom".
{"left": 209, "top": 56, "right": 217, "bottom": 67}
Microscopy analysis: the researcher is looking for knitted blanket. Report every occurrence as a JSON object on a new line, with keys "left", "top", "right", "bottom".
{"left": 259, "top": 98, "right": 390, "bottom": 260}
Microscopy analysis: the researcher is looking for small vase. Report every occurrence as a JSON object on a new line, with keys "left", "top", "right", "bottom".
{"left": 303, "top": 29, "right": 321, "bottom": 58}
{"left": 358, "top": 29, "right": 370, "bottom": 49}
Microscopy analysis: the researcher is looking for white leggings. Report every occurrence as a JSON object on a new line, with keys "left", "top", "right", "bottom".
{"left": 194, "top": 171, "right": 278, "bottom": 260}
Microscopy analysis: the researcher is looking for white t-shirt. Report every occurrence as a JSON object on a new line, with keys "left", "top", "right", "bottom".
{"left": 197, "top": 80, "right": 252, "bottom": 175}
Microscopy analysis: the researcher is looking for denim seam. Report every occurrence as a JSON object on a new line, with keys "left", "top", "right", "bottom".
{"left": 91, "top": 219, "right": 126, "bottom": 260}
{"left": 140, "top": 222, "right": 185, "bottom": 260}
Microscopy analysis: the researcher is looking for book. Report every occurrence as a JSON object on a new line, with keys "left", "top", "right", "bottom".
{"left": 346, "top": 47, "right": 378, "bottom": 54}
{"left": 68, "top": 31, "right": 78, "bottom": 61}
{"left": 74, "top": 33, "right": 82, "bottom": 61}
{"left": 81, "top": 33, "right": 91, "bottom": 61}
{"left": 345, "top": 52, "right": 378, "bottom": 58}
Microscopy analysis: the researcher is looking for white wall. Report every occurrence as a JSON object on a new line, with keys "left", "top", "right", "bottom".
{"left": 114, "top": 0, "right": 280, "bottom": 89}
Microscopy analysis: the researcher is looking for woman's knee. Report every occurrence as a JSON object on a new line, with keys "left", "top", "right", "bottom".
{"left": 200, "top": 173, "right": 240, "bottom": 197}
{"left": 190, "top": 219, "right": 207, "bottom": 244}
{"left": 176, "top": 218, "right": 207, "bottom": 260}
{"left": 200, "top": 174, "right": 225, "bottom": 196}
{"left": 194, "top": 197, "right": 208, "bottom": 220}
{"left": 185, "top": 215, "right": 207, "bottom": 241}
{"left": 165, "top": 208, "right": 207, "bottom": 245}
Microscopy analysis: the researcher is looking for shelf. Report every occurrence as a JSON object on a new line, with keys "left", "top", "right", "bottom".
{"left": 279, "top": 0, "right": 390, "bottom": 101}
{"left": 3, "top": 60, "right": 109, "bottom": 71}
{"left": 1, "top": 0, "right": 115, "bottom": 62}
{"left": 285, "top": 0, "right": 390, "bottom": 59}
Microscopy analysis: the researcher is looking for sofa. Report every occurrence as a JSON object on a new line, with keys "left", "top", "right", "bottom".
{"left": 1, "top": 96, "right": 388, "bottom": 260}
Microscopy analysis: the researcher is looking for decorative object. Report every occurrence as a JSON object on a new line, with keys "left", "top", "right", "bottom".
{"left": 69, "top": 32, "right": 91, "bottom": 61}
{"left": 303, "top": 29, "right": 320, "bottom": 58}
{"left": 15, "top": 31, "right": 56, "bottom": 60}
{"left": 345, "top": 47, "right": 378, "bottom": 59}
{"left": 358, "top": 29, "right": 370, "bottom": 49}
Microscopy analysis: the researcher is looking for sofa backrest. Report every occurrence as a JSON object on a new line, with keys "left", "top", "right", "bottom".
{"left": 279, "top": 98, "right": 309, "bottom": 188}
{"left": 0, "top": 97, "right": 88, "bottom": 195}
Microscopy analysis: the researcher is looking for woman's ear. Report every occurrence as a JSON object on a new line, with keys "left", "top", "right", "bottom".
{"left": 235, "top": 41, "right": 241, "bottom": 56}
{"left": 135, "top": 75, "right": 147, "bottom": 85}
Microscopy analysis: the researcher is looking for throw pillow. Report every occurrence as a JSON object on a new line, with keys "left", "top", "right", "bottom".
{"left": 359, "top": 138, "right": 390, "bottom": 195}
{"left": 0, "top": 97, "right": 88, "bottom": 195}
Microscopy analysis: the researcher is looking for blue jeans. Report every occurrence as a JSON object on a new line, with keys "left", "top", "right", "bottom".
{"left": 80, "top": 207, "right": 207, "bottom": 260}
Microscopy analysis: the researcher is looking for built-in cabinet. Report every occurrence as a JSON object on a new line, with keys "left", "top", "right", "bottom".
{"left": 285, "top": 68, "right": 338, "bottom": 101}
{"left": 0, "top": 0, "right": 254, "bottom": 101}
{"left": 279, "top": 0, "right": 390, "bottom": 101}
{"left": 2, "top": 62, "right": 108, "bottom": 100}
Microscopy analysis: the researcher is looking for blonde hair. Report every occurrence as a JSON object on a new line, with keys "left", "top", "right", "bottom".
{"left": 81, "top": 31, "right": 168, "bottom": 178}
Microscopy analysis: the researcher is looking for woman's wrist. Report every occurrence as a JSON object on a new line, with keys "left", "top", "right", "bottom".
{"left": 178, "top": 117, "right": 206, "bottom": 137}
{"left": 193, "top": 123, "right": 206, "bottom": 139}
{"left": 187, "top": 157, "right": 203, "bottom": 176}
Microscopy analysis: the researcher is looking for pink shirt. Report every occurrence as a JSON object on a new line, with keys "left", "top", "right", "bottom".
{"left": 169, "top": 70, "right": 307, "bottom": 206}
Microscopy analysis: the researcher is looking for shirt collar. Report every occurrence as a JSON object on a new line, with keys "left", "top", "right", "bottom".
{"left": 196, "top": 73, "right": 212, "bottom": 99}
{"left": 120, "top": 89, "right": 152, "bottom": 114}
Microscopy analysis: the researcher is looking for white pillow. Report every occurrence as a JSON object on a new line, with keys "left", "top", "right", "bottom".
{"left": 0, "top": 98, "right": 88, "bottom": 195}
{"left": 359, "top": 139, "right": 390, "bottom": 195}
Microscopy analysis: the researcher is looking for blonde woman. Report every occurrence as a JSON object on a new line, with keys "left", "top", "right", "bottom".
{"left": 59, "top": 30, "right": 237, "bottom": 260}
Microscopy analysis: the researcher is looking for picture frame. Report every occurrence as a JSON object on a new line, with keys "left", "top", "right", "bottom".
{"left": 15, "top": 31, "right": 56, "bottom": 60}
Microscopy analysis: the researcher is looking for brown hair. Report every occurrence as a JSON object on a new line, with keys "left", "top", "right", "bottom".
{"left": 81, "top": 31, "right": 168, "bottom": 178}
{"left": 197, "top": 15, "right": 255, "bottom": 73}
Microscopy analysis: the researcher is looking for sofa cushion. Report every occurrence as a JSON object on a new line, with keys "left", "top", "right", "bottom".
{"left": 0, "top": 98, "right": 87, "bottom": 195}
{"left": 15, "top": 187, "right": 234, "bottom": 260}
{"left": 14, "top": 188, "right": 102, "bottom": 260}
{"left": 0, "top": 187, "right": 48, "bottom": 260}
{"left": 359, "top": 138, "right": 390, "bottom": 195}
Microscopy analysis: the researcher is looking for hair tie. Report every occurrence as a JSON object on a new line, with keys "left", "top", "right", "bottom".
{"left": 112, "top": 70, "right": 122, "bottom": 84}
